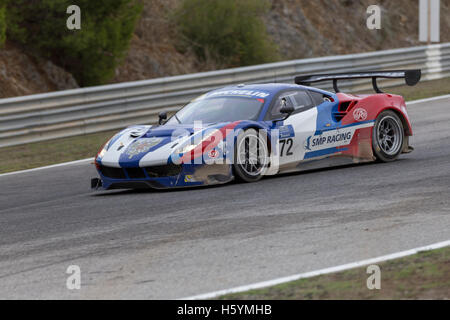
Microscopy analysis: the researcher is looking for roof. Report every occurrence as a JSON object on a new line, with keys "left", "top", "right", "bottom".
{"left": 207, "top": 83, "right": 333, "bottom": 98}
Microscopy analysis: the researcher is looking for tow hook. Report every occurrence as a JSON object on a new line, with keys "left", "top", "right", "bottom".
{"left": 91, "top": 178, "right": 102, "bottom": 190}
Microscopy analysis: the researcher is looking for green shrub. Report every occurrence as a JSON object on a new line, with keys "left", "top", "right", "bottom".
{"left": 0, "top": 1, "right": 6, "bottom": 47}
{"left": 173, "top": 0, "right": 279, "bottom": 67}
{"left": 5, "top": 0, "right": 142, "bottom": 86}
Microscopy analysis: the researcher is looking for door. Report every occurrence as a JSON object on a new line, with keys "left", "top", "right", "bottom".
{"left": 266, "top": 89, "right": 322, "bottom": 168}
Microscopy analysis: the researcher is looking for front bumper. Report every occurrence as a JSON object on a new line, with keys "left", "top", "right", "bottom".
{"left": 92, "top": 163, "right": 233, "bottom": 190}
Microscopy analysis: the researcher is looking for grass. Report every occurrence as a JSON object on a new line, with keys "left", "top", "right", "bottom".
{"left": 0, "top": 130, "right": 117, "bottom": 173}
{"left": 1, "top": 77, "right": 449, "bottom": 174}
{"left": 370, "top": 76, "right": 450, "bottom": 101}
{"left": 218, "top": 246, "right": 450, "bottom": 300}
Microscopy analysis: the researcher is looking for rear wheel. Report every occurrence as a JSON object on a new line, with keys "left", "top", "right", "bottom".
{"left": 233, "top": 128, "right": 269, "bottom": 182}
{"left": 372, "top": 110, "right": 404, "bottom": 162}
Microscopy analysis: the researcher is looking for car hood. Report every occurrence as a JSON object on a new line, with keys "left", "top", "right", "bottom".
{"left": 97, "top": 122, "right": 230, "bottom": 168}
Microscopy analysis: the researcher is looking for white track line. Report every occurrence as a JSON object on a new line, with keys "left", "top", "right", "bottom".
{"left": 1, "top": 94, "right": 449, "bottom": 178}
{"left": 406, "top": 94, "right": 450, "bottom": 105}
{"left": 183, "top": 239, "right": 450, "bottom": 300}
{"left": 0, "top": 158, "right": 93, "bottom": 178}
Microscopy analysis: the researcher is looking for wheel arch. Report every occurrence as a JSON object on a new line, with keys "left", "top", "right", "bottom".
{"left": 233, "top": 122, "right": 273, "bottom": 155}
{"left": 373, "top": 107, "right": 412, "bottom": 157}
{"left": 376, "top": 107, "right": 412, "bottom": 137}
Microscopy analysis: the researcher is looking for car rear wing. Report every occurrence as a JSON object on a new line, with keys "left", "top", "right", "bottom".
{"left": 294, "top": 70, "right": 421, "bottom": 94}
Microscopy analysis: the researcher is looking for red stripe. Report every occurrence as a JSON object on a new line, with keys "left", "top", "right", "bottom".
{"left": 180, "top": 121, "right": 241, "bottom": 164}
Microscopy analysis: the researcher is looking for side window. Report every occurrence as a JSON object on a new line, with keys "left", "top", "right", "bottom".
{"left": 270, "top": 94, "right": 294, "bottom": 117}
{"left": 308, "top": 91, "right": 325, "bottom": 106}
{"left": 308, "top": 90, "right": 333, "bottom": 106}
{"left": 290, "top": 91, "right": 314, "bottom": 110}
{"left": 268, "top": 90, "right": 314, "bottom": 119}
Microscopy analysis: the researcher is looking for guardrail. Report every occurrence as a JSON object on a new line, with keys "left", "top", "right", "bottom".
{"left": 1, "top": 43, "right": 449, "bottom": 148}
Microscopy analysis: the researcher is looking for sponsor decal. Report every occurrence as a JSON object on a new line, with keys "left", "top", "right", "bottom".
{"left": 208, "top": 149, "right": 219, "bottom": 159}
{"left": 279, "top": 125, "right": 295, "bottom": 139}
{"left": 184, "top": 175, "right": 197, "bottom": 183}
{"left": 117, "top": 142, "right": 125, "bottom": 151}
{"left": 206, "top": 90, "right": 270, "bottom": 99}
{"left": 303, "top": 136, "right": 312, "bottom": 151}
{"left": 126, "top": 138, "right": 162, "bottom": 159}
{"left": 353, "top": 108, "right": 368, "bottom": 121}
{"left": 304, "top": 129, "right": 354, "bottom": 152}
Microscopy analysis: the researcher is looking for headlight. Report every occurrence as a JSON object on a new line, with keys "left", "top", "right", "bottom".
{"left": 95, "top": 141, "right": 109, "bottom": 170}
{"left": 96, "top": 137, "right": 113, "bottom": 159}
{"left": 98, "top": 147, "right": 107, "bottom": 158}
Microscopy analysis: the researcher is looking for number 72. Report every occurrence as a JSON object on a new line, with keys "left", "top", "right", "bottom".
{"left": 280, "top": 139, "right": 294, "bottom": 157}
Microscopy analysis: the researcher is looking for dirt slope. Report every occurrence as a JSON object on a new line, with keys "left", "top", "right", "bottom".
{"left": 0, "top": 42, "right": 78, "bottom": 98}
{"left": 113, "top": 0, "right": 450, "bottom": 83}
{"left": 268, "top": 0, "right": 448, "bottom": 59}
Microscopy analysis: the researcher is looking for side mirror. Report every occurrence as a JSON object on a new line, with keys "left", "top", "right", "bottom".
{"left": 158, "top": 111, "right": 167, "bottom": 125}
{"left": 279, "top": 98, "right": 295, "bottom": 120}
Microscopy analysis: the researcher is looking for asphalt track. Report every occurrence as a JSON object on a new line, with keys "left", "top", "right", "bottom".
{"left": 0, "top": 97, "right": 449, "bottom": 299}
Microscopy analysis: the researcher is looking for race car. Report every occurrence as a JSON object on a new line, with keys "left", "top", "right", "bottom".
{"left": 91, "top": 70, "right": 421, "bottom": 190}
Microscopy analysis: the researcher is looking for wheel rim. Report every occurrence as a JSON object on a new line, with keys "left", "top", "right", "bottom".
{"left": 377, "top": 116, "right": 402, "bottom": 155}
{"left": 237, "top": 132, "right": 268, "bottom": 176}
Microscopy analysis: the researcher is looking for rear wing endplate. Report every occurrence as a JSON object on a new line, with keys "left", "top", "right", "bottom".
{"left": 294, "top": 70, "right": 421, "bottom": 94}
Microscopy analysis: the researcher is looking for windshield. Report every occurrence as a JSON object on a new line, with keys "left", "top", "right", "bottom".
{"left": 166, "top": 96, "right": 265, "bottom": 124}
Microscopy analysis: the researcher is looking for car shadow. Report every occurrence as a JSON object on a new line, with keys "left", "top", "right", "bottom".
{"left": 267, "top": 157, "right": 409, "bottom": 180}
{"left": 91, "top": 158, "right": 410, "bottom": 196}
{"left": 90, "top": 179, "right": 233, "bottom": 197}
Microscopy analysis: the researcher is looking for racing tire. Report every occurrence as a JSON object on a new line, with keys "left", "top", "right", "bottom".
{"left": 372, "top": 110, "right": 404, "bottom": 162}
{"left": 233, "top": 128, "right": 270, "bottom": 183}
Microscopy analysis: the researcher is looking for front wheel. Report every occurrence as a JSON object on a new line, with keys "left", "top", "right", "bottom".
{"left": 372, "top": 110, "right": 404, "bottom": 162}
{"left": 233, "top": 128, "right": 269, "bottom": 182}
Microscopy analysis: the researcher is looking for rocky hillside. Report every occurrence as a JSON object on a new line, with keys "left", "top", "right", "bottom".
{"left": 1, "top": 0, "right": 450, "bottom": 98}
{"left": 0, "top": 41, "right": 78, "bottom": 98}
